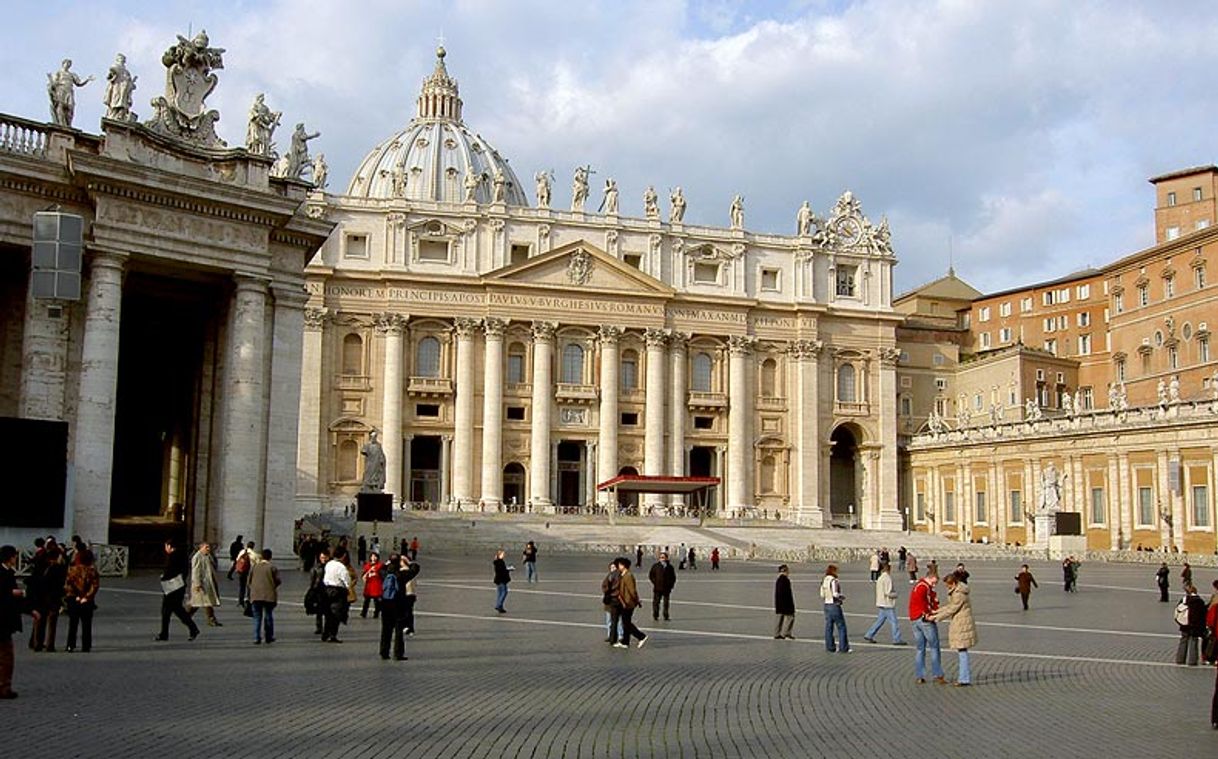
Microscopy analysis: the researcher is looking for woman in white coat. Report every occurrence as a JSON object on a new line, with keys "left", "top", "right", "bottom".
{"left": 189, "top": 542, "right": 223, "bottom": 627}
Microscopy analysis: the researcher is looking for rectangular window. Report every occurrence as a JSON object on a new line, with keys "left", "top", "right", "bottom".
{"left": 1077, "top": 284, "right": 1090, "bottom": 299}
{"left": 916, "top": 492, "right": 926, "bottom": 522}
{"left": 1044, "top": 317, "right": 1055, "bottom": 333}
{"left": 1081, "top": 387, "right": 1093, "bottom": 409}
{"left": 1167, "top": 191, "right": 1177, "bottom": 206}
{"left": 1058, "top": 315, "right": 1069, "bottom": 330}
{"left": 1077, "top": 312, "right": 1090, "bottom": 327}
{"left": 900, "top": 396, "right": 913, "bottom": 416}
{"left": 1169, "top": 346, "right": 1178, "bottom": 369}
{"left": 979, "top": 306, "right": 991, "bottom": 322}
{"left": 1196, "top": 219, "right": 1210, "bottom": 230}
{"left": 1194, "top": 187, "right": 1203, "bottom": 202}
{"left": 415, "top": 403, "right": 440, "bottom": 418}
{"left": 620, "top": 412, "right": 639, "bottom": 426}
{"left": 510, "top": 243, "right": 531, "bottom": 265}
{"left": 344, "top": 233, "right": 369, "bottom": 259}
{"left": 1078, "top": 334, "right": 1091, "bottom": 355}
{"left": 1090, "top": 487, "right": 1105, "bottom": 525}
{"left": 1020, "top": 297, "right": 1033, "bottom": 313}
{"left": 1059, "top": 288, "right": 1071, "bottom": 303}
{"left": 1193, "top": 485, "right": 1211, "bottom": 528}
{"left": 623, "top": 253, "right": 642, "bottom": 269}
{"left": 693, "top": 262, "right": 719, "bottom": 284}
{"left": 974, "top": 491, "right": 986, "bottom": 523}
{"left": 417, "top": 239, "right": 450, "bottom": 262}
{"left": 760, "top": 268, "right": 780, "bottom": 291}
{"left": 1166, "top": 226, "right": 1180, "bottom": 241}
{"left": 1044, "top": 338, "right": 1057, "bottom": 355}
{"left": 1009, "top": 490, "right": 1022, "bottom": 523}
{"left": 935, "top": 377, "right": 947, "bottom": 390}
{"left": 1116, "top": 358, "right": 1126, "bottom": 381}
{"left": 934, "top": 398, "right": 947, "bottom": 416}
{"left": 1114, "top": 294, "right": 1124, "bottom": 313}
{"left": 944, "top": 491, "right": 956, "bottom": 523}
{"left": 1138, "top": 285, "right": 1149, "bottom": 307}
{"left": 693, "top": 415, "right": 714, "bottom": 430}
{"left": 1042, "top": 291, "right": 1055, "bottom": 306}
{"left": 1200, "top": 337, "right": 1210, "bottom": 362}
{"left": 933, "top": 354, "right": 946, "bottom": 366}
{"left": 999, "top": 327, "right": 1012, "bottom": 343}
{"left": 835, "top": 266, "right": 857, "bottom": 297}
{"left": 980, "top": 332, "right": 991, "bottom": 349}
{"left": 999, "top": 302, "right": 1012, "bottom": 317}
{"left": 507, "top": 354, "right": 525, "bottom": 384}
{"left": 1137, "top": 486, "right": 1154, "bottom": 526}
{"left": 506, "top": 406, "right": 526, "bottom": 421}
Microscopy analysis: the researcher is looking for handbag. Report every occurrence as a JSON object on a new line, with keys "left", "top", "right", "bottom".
{"left": 243, "top": 602, "right": 254, "bottom": 618}
{"left": 160, "top": 575, "right": 185, "bottom": 595}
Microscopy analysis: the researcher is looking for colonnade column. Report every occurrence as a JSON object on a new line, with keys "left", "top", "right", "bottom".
{"left": 377, "top": 312, "right": 407, "bottom": 502}
{"left": 71, "top": 250, "right": 127, "bottom": 545}
{"left": 875, "top": 348, "right": 902, "bottom": 530}
{"left": 296, "top": 307, "right": 327, "bottom": 503}
{"left": 261, "top": 284, "right": 307, "bottom": 554}
{"left": 791, "top": 339, "right": 823, "bottom": 527}
{"left": 596, "top": 326, "right": 621, "bottom": 506}
{"left": 440, "top": 434, "right": 452, "bottom": 506}
{"left": 726, "top": 335, "right": 756, "bottom": 516}
{"left": 643, "top": 328, "right": 668, "bottom": 511}
{"left": 530, "top": 321, "right": 556, "bottom": 511}
{"left": 217, "top": 273, "right": 270, "bottom": 546}
{"left": 668, "top": 333, "right": 688, "bottom": 507}
{"left": 480, "top": 318, "right": 507, "bottom": 509}
{"left": 452, "top": 317, "right": 480, "bottom": 508}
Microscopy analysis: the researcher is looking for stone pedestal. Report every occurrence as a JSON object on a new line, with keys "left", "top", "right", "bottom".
{"left": 1048, "top": 534, "right": 1087, "bottom": 561}
{"left": 1031, "top": 510, "right": 1057, "bottom": 549}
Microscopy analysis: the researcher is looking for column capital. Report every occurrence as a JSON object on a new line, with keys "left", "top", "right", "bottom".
{"left": 727, "top": 334, "right": 757, "bottom": 357}
{"left": 269, "top": 282, "right": 309, "bottom": 309}
{"left": 374, "top": 312, "right": 408, "bottom": 335}
{"left": 644, "top": 327, "right": 670, "bottom": 349}
{"left": 88, "top": 249, "right": 129, "bottom": 272}
{"left": 303, "top": 307, "right": 329, "bottom": 332}
{"left": 668, "top": 331, "right": 689, "bottom": 352}
{"left": 482, "top": 316, "right": 508, "bottom": 339}
{"left": 454, "top": 316, "right": 481, "bottom": 338}
{"left": 787, "top": 338, "right": 823, "bottom": 360}
{"left": 597, "top": 325, "right": 622, "bottom": 346}
{"left": 531, "top": 320, "right": 558, "bottom": 342}
{"left": 233, "top": 271, "right": 272, "bottom": 294}
{"left": 878, "top": 346, "right": 901, "bottom": 367}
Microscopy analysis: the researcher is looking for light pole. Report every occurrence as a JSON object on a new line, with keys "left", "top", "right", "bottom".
{"left": 904, "top": 506, "right": 910, "bottom": 536}
{"left": 848, "top": 503, "right": 855, "bottom": 530}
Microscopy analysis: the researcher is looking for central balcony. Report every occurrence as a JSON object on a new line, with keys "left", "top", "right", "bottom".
{"left": 687, "top": 391, "right": 728, "bottom": 410}
{"left": 555, "top": 383, "right": 599, "bottom": 404}
{"left": 407, "top": 376, "right": 454, "bottom": 397}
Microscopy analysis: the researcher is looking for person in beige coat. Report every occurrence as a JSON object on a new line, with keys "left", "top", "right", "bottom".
{"left": 928, "top": 571, "right": 976, "bottom": 686}
{"left": 188, "top": 543, "right": 222, "bottom": 627}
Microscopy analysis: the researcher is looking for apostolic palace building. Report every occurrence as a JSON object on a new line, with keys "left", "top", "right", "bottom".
{"left": 0, "top": 37, "right": 1215, "bottom": 556}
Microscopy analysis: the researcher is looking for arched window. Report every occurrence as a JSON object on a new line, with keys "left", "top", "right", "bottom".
{"left": 620, "top": 349, "right": 639, "bottom": 390}
{"left": 341, "top": 334, "right": 363, "bottom": 375}
{"left": 561, "top": 343, "right": 584, "bottom": 384}
{"left": 760, "top": 455, "right": 777, "bottom": 494}
{"left": 691, "top": 352, "right": 713, "bottom": 392}
{"left": 337, "top": 439, "right": 359, "bottom": 481}
{"left": 760, "top": 358, "right": 777, "bottom": 396}
{"left": 837, "top": 364, "right": 857, "bottom": 402}
{"left": 416, "top": 336, "right": 440, "bottom": 377}
{"left": 506, "top": 342, "right": 527, "bottom": 384}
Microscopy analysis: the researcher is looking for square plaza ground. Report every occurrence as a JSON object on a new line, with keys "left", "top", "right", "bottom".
{"left": 5, "top": 552, "right": 1216, "bottom": 757}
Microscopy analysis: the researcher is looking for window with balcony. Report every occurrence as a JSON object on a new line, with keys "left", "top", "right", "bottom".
{"left": 691, "top": 352, "right": 713, "bottom": 392}
{"left": 561, "top": 343, "right": 585, "bottom": 384}
{"left": 341, "top": 333, "right": 363, "bottom": 375}
{"left": 416, "top": 337, "right": 440, "bottom": 377}
{"left": 836, "top": 364, "right": 857, "bottom": 402}
{"left": 620, "top": 349, "right": 639, "bottom": 390}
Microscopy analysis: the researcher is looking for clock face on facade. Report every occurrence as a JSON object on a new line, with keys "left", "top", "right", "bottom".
{"left": 835, "top": 215, "right": 863, "bottom": 246}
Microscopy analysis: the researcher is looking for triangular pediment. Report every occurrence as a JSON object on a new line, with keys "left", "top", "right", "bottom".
{"left": 484, "top": 240, "right": 674, "bottom": 295}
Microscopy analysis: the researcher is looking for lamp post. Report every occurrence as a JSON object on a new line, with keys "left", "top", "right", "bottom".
{"left": 904, "top": 506, "right": 910, "bottom": 535}
{"left": 848, "top": 503, "right": 855, "bottom": 530}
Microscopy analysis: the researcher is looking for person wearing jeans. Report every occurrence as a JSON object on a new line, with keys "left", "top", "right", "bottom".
{"left": 820, "top": 564, "right": 849, "bottom": 653}
{"left": 492, "top": 550, "right": 512, "bottom": 613}
{"left": 863, "top": 562, "right": 905, "bottom": 645}
{"left": 928, "top": 571, "right": 977, "bottom": 686}
{"left": 247, "top": 549, "right": 280, "bottom": 645}
{"left": 523, "top": 541, "right": 538, "bottom": 583}
{"left": 908, "top": 567, "right": 945, "bottom": 684}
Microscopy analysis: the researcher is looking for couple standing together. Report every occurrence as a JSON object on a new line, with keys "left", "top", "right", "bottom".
{"left": 910, "top": 567, "right": 976, "bottom": 686}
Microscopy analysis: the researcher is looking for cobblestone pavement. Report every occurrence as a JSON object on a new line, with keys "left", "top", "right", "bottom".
{"left": 5, "top": 553, "right": 1216, "bottom": 757}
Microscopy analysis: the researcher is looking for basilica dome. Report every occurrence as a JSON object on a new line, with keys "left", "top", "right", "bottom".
{"left": 345, "top": 47, "right": 528, "bottom": 206}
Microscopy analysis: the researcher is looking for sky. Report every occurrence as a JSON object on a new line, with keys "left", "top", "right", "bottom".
{"left": 4, "top": 0, "right": 1217, "bottom": 295}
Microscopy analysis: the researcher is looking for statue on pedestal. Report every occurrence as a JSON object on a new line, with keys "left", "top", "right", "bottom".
{"left": 534, "top": 170, "right": 552, "bottom": 208}
{"left": 145, "top": 30, "right": 227, "bottom": 147}
{"left": 571, "top": 165, "right": 591, "bottom": 212}
{"left": 361, "top": 431, "right": 386, "bottom": 493}
{"left": 1038, "top": 462, "right": 1062, "bottom": 513}
{"left": 464, "top": 170, "right": 482, "bottom": 202}
{"left": 245, "top": 93, "right": 280, "bottom": 156}
{"left": 277, "top": 122, "right": 320, "bottom": 180}
{"left": 669, "top": 186, "right": 686, "bottom": 223}
{"left": 47, "top": 59, "right": 94, "bottom": 127}
{"left": 600, "top": 178, "right": 618, "bottom": 214}
{"left": 312, "top": 153, "right": 329, "bottom": 189}
{"left": 729, "top": 194, "right": 745, "bottom": 229}
{"left": 797, "top": 201, "right": 814, "bottom": 236}
{"left": 390, "top": 161, "right": 407, "bottom": 198}
{"left": 643, "top": 186, "right": 659, "bottom": 220}
{"left": 1157, "top": 378, "right": 1168, "bottom": 409}
{"left": 1025, "top": 398, "right": 1042, "bottom": 421}
{"left": 1168, "top": 375, "right": 1181, "bottom": 404}
{"left": 1062, "top": 392, "right": 1074, "bottom": 417}
{"left": 492, "top": 167, "right": 507, "bottom": 203}
{"left": 102, "top": 53, "right": 137, "bottom": 122}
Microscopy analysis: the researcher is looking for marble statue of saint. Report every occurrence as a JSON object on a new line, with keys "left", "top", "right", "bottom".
{"left": 958, "top": 405, "right": 971, "bottom": 427}
{"left": 1168, "top": 375, "right": 1181, "bottom": 404}
{"left": 989, "top": 402, "right": 1002, "bottom": 425}
{"left": 1025, "top": 398, "right": 1041, "bottom": 421}
{"left": 102, "top": 53, "right": 137, "bottom": 122}
{"left": 1039, "top": 462, "right": 1061, "bottom": 512}
{"left": 283, "top": 123, "right": 320, "bottom": 180}
{"left": 643, "top": 186, "right": 659, "bottom": 220}
{"left": 926, "top": 410, "right": 944, "bottom": 435}
{"left": 464, "top": 170, "right": 481, "bottom": 202}
{"left": 492, "top": 167, "right": 506, "bottom": 203}
{"left": 1212, "top": 369, "right": 1218, "bottom": 401}
{"left": 1073, "top": 389, "right": 1082, "bottom": 414}
{"left": 669, "top": 186, "right": 686, "bottom": 223}
{"left": 1107, "top": 382, "right": 1119, "bottom": 411}
{"left": 1061, "top": 392, "right": 1074, "bottom": 416}
{"left": 391, "top": 162, "right": 407, "bottom": 198}
{"left": 797, "top": 201, "right": 814, "bottom": 236}
{"left": 312, "top": 153, "right": 328, "bottom": 189}
{"left": 571, "top": 165, "right": 591, "bottom": 212}
{"left": 729, "top": 194, "right": 745, "bottom": 229}
{"left": 47, "top": 59, "right": 94, "bottom": 127}
{"left": 534, "top": 170, "right": 552, "bottom": 208}
{"left": 360, "top": 431, "right": 386, "bottom": 493}
{"left": 1157, "top": 378, "right": 1168, "bottom": 408}
{"left": 1117, "top": 382, "right": 1128, "bottom": 411}
{"left": 245, "top": 93, "right": 280, "bottom": 156}
{"left": 600, "top": 178, "right": 618, "bottom": 214}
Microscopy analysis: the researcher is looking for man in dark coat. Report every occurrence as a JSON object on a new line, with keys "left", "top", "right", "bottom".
{"left": 1, "top": 544, "right": 25, "bottom": 698}
{"left": 492, "top": 550, "right": 511, "bottom": 613}
{"left": 648, "top": 552, "right": 677, "bottom": 621}
{"left": 227, "top": 535, "right": 243, "bottom": 579}
{"left": 1156, "top": 562, "right": 1170, "bottom": 602}
{"left": 155, "top": 541, "right": 199, "bottom": 642}
{"left": 1176, "top": 583, "right": 1208, "bottom": 666}
{"left": 774, "top": 564, "right": 795, "bottom": 639}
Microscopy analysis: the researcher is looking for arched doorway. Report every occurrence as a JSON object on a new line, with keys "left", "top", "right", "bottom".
{"left": 689, "top": 447, "right": 717, "bottom": 515}
{"left": 829, "top": 425, "right": 860, "bottom": 527}
{"left": 502, "top": 462, "right": 525, "bottom": 510}
{"left": 618, "top": 465, "right": 639, "bottom": 514}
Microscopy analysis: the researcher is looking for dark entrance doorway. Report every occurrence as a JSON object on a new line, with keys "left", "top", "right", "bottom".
{"left": 557, "top": 441, "right": 584, "bottom": 509}
{"left": 503, "top": 462, "right": 525, "bottom": 509}
{"left": 829, "top": 425, "right": 859, "bottom": 526}
{"left": 409, "top": 435, "right": 441, "bottom": 504}
{"left": 617, "top": 465, "right": 639, "bottom": 513}
{"left": 689, "top": 446, "right": 717, "bottom": 514}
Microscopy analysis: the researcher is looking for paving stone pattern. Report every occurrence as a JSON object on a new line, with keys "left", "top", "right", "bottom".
{"left": 5, "top": 554, "right": 1216, "bottom": 757}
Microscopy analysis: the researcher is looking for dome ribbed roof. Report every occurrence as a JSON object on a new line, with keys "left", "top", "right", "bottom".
{"left": 345, "top": 47, "right": 527, "bottom": 205}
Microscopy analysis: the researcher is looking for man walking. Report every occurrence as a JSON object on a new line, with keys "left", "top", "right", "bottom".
{"left": 909, "top": 567, "right": 946, "bottom": 684}
{"left": 905, "top": 552, "right": 918, "bottom": 584}
{"left": 612, "top": 558, "right": 648, "bottom": 649}
{"left": 155, "top": 541, "right": 199, "bottom": 642}
{"left": 235, "top": 540, "right": 256, "bottom": 608}
{"left": 1176, "top": 582, "right": 1208, "bottom": 666}
{"left": 227, "top": 534, "right": 243, "bottom": 580}
{"left": 1156, "top": 562, "right": 1170, "bottom": 602}
{"left": 1, "top": 545, "right": 25, "bottom": 699}
{"left": 309, "top": 547, "right": 329, "bottom": 635}
{"left": 247, "top": 549, "right": 280, "bottom": 645}
{"left": 523, "top": 541, "right": 539, "bottom": 583}
{"left": 648, "top": 552, "right": 677, "bottom": 621}
{"left": 321, "top": 546, "right": 352, "bottom": 642}
{"left": 820, "top": 564, "right": 849, "bottom": 653}
{"left": 492, "top": 549, "right": 512, "bottom": 614}
{"left": 863, "top": 562, "right": 905, "bottom": 645}
{"left": 773, "top": 564, "right": 795, "bottom": 639}
{"left": 1015, "top": 564, "right": 1039, "bottom": 610}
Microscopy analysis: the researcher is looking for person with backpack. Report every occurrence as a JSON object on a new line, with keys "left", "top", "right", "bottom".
{"left": 378, "top": 553, "right": 404, "bottom": 660}
{"left": 1176, "top": 583, "right": 1207, "bottom": 666}
{"left": 235, "top": 541, "right": 256, "bottom": 608}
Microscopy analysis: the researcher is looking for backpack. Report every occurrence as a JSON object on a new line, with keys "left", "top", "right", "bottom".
{"left": 381, "top": 572, "right": 399, "bottom": 602}
{"left": 235, "top": 553, "right": 250, "bottom": 574}
{"left": 1174, "top": 598, "right": 1190, "bottom": 627}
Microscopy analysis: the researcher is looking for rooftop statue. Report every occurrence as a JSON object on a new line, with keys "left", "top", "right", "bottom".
{"left": 245, "top": 93, "right": 280, "bottom": 156}
{"left": 492, "top": 166, "right": 507, "bottom": 203}
{"left": 47, "top": 59, "right": 94, "bottom": 128}
{"left": 277, "top": 122, "right": 320, "bottom": 180}
{"left": 729, "top": 194, "right": 744, "bottom": 229}
{"left": 797, "top": 201, "right": 814, "bottom": 236}
{"left": 391, "top": 161, "right": 407, "bottom": 198}
{"left": 600, "top": 178, "right": 618, "bottom": 214}
{"left": 669, "top": 186, "right": 686, "bottom": 223}
{"left": 571, "top": 165, "right": 592, "bottom": 212}
{"left": 102, "top": 53, "right": 137, "bottom": 122}
{"left": 643, "top": 186, "right": 659, "bottom": 220}
{"left": 146, "top": 30, "right": 227, "bottom": 147}
{"left": 534, "top": 170, "right": 552, "bottom": 208}
{"left": 464, "top": 170, "right": 481, "bottom": 202}
{"left": 312, "top": 153, "right": 329, "bottom": 190}
{"left": 1168, "top": 375, "right": 1181, "bottom": 404}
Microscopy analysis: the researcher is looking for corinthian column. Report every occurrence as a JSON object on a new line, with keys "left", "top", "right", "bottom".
{"left": 596, "top": 325, "right": 622, "bottom": 506}
{"left": 876, "top": 347, "right": 902, "bottom": 529}
{"left": 452, "top": 317, "right": 480, "bottom": 508}
{"left": 727, "top": 335, "right": 757, "bottom": 516}
{"left": 377, "top": 312, "right": 408, "bottom": 501}
{"left": 296, "top": 307, "right": 328, "bottom": 502}
{"left": 480, "top": 317, "right": 508, "bottom": 508}
{"left": 530, "top": 321, "right": 557, "bottom": 510}
{"left": 668, "top": 332, "right": 688, "bottom": 477}
{"left": 643, "top": 328, "right": 669, "bottom": 511}
{"left": 791, "top": 338, "right": 825, "bottom": 527}
{"left": 71, "top": 250, "right": 127, "bottom": 545}
{"left": 217, "top": 273, "right": 270, "bottom": 546}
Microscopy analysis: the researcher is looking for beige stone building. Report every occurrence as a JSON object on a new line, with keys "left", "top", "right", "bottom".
{"left": 297, "top": 49, "right": 905, "bottom": 529}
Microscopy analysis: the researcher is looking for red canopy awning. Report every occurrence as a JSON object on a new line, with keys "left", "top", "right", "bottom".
{"left": 595, "top": 475, "right": 720, "bottom": 495}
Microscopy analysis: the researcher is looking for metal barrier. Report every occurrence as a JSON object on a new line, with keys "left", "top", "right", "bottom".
{"left": 14, "top": 544, "right": 129, "bottom": 578}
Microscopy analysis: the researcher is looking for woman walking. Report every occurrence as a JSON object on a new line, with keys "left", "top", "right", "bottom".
{"left": 1014, "top": 564, "right": 1039, "bottom": 611}
{"left": 188, "top": 542, "right": 223, "bottom": 627}
{"left": 360, "top": 552, "right": 383, "bottom": 618}
{"left": 929, "top": 571, "right": 977, "bottom": 686}
{"left": 63, "top": 548, "right": 99, "bottom": 652}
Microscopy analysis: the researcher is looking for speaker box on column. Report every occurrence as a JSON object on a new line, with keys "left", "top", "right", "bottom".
{"left": 1054, "top": 511, "right": 1082, "bottom": 536}
{"left": 356, "top": 492, "right": 393, "bottom": 522}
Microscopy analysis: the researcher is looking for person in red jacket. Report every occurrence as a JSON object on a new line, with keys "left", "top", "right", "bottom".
{"left": 909, "top": 567, "right": 946, "bottom": 684}
{"left": 360, "top": 552, "right": 384, "bottom": 619}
